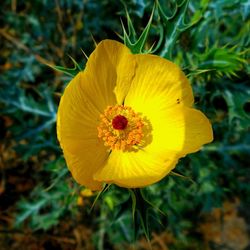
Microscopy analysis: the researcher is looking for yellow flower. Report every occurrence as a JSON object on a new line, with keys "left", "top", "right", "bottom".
{"left": 57, "top": 40, "right": 213, "bottom": 191}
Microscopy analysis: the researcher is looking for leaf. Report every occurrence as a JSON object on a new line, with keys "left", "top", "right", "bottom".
{"left": 121, "top": 4, "right": 155, "bottom": 54}
{"left": 48, "top": 55, "right": 82, "bottom": 77}
{"left": 223, "top": 88, "right": 250, "bottom": 127}
{"left": 156, "top": 0, "right": 207, "bottom": 59}
{"left": 157, "top": 0, "right": 190, "bottom": 59}
{"left": 195, "top": 46, "right": 247, "bottom": 78}
{"left": 15, "top": 199, "right": 47, "bottom": 227}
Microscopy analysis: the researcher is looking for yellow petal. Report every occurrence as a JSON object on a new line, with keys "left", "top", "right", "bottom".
{"left": 84, "top": 39, "right": 136, "bottom": 110}
{"left": 94, "top": 149, "right": 178, "bottom": 188}
{"left": 125, "top": 54, "right": 194, "bottom": 112}
{"left": 57, "top": 72, "right": 101, "bottom": 143}
{"left": 57, "top": 72, "right": 108, "bottom": 190}
{"left": 124, "top": 53, "right": 212, "bottom": 156}
{"left": 144, "top": 106, "right": 213, "bottom": 158}
{"left": 57, "top": 40, "right": 136, "bottom": 190}
{"left": 62, "top": 141, "right": 107, "bottom": 190}
{"left": 93, "top": 106, "right": 213, "bottom": 188}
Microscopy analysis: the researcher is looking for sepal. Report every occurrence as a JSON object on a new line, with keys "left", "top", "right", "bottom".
{"left": 48, "top": 55, "right": 82, "bottom": 77}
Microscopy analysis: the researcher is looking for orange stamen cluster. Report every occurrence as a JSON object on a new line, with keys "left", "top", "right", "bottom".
{"left": 97, "top": 105, "right": 145, "bottom": 151}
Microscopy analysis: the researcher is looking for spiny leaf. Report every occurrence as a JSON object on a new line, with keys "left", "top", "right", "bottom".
{"left": 121, "top": 4, "right": 155, "bottom": 54}
{"left": 49, "top": 65, "right": 79, "bottom": 77}
{"left": 195, "top": 46, "right": 247, "bottom": 78}
{"left": 157, "top": 0, "right": 189, "bottom": 59}
{"left": 156, "top": 0, "right": 207, "bottom": 59}
{"left": 120, "top": 1, "right": 137, "bottom": 42}
{"left": 222, "top": 88, "right": 250, "bottom": 127}
{"left": 48, "top": 55, "right": 82, "bottom": 77}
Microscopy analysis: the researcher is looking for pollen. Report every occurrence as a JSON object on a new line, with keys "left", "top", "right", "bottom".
{"left": 97, "top": 105, "right": 145, "bottom": 151}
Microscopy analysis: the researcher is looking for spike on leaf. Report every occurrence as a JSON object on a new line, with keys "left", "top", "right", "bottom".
{"left": 90, "top": 184, "right": 111, "bottom": 212}
{"left": 120, "top": 4, "right": 156, "bottom": 54}
{"left": 48, "top": 55, "right": 82, "bottom": 77}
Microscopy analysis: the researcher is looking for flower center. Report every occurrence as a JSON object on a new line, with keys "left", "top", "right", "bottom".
{"left": 97, "top": 105, "right": 145, "bottom": 151}
{"left": 112, "top": 115, "right": 128, "bottom": 130}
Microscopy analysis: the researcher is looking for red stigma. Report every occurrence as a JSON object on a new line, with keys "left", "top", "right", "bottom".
{"left": 112, "top": 115, "right": 128, "bottom": 130}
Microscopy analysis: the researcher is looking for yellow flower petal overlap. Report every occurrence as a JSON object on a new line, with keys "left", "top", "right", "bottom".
{"left": 57, "top": 39, "right": 213, "bottom": 190}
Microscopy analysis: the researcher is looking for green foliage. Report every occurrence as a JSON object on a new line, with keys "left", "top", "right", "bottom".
{"left": 14, "top": 157, "right": 78, "bottom": 231}
{"left": 121, "top": 0, "right": 211, "bottom": 58}
{"left": 156, "top": 0, "right": 203, "bottom": 59}
{"left": 1, "top": 0, "right": 249, "bottom": 249}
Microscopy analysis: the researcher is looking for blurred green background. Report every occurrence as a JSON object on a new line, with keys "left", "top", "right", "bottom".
{"left": 0, "top": 0, "right": 249, "bottom": 249}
